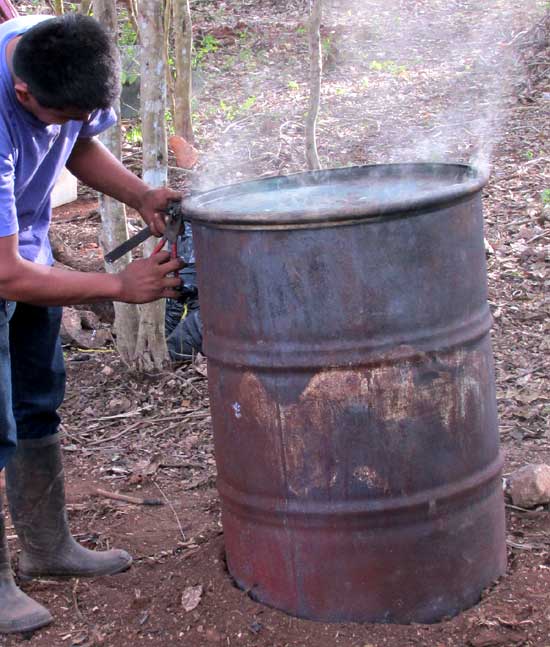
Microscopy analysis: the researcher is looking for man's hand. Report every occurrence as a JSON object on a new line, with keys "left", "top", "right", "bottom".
{"left": 67, "top": 139, "right": 183, "bottom": 237}
{"left": 137, "top": 187, "right": 183, "bottom": 237}
{"left": 115, "top": 251, "right": 184, "bottom": 303}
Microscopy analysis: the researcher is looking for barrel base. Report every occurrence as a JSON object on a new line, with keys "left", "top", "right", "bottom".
{"left": 223, "top": 478, "right": 506, "bottom": 624}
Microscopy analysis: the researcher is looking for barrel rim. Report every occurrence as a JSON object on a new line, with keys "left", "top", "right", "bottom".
{"left": 183, "top": 163, "right": 488, "bottom": 226}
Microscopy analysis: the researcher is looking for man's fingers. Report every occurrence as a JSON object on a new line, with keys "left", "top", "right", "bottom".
{"left": 150, "top": 252, "right": 184, "bottom": 268}
{"left": 163, "top": 276, "right": 184, "bottom": 289}
{"left": 163, "top": 258, "right": 185, "bottom": 273}
{"left": 161, "top": 187, "right": 183, "bottom": 200}
{"left": 163, "top": 289, "right": 183, "bottom": 299}
{"left": 149, "top": 213, "right": 166, "bottom": 237}
{"left": 150, "top": 250, "right": 171, "bottom": 263}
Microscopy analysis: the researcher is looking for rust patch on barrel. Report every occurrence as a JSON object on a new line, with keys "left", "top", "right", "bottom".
{"left": 231, "top": 345, "right": 491, "bottom": 499}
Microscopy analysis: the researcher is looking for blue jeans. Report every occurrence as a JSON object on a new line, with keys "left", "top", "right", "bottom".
{"left": 0, "top": 300, "right": 66, "bottom": 470}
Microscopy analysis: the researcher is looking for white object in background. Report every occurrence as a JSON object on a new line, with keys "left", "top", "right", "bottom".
{"left": 51, "top": 167, "right": 78, "bottom": 208}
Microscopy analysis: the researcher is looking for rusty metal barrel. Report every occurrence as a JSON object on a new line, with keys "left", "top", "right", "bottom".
{"left": 183, "top": 163, "right": 506, "bottom": 624}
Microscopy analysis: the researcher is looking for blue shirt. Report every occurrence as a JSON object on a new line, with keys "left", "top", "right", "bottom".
{"left": 0, "top": 15, "right": 116, "bottom": 265}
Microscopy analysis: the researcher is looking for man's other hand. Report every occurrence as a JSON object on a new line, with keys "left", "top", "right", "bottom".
{"left": 137, "top": 187, "right": 183, "bottom": 237}
{"left": 116, "top": 251, "right": 184, "bottom": 303}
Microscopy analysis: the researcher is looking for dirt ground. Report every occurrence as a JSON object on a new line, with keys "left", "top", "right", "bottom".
{"left": 2, "top": 1, "right": 549, "bottom": 646}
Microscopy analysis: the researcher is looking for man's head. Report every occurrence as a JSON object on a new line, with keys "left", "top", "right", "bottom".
{"left": 12, "top": 14, "right": 120, "bottom": 123}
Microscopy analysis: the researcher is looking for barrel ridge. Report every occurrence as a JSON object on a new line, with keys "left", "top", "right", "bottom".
{"left": 217, "top": 451, "right": 504, "bottom": 526}
{"left": 205, "top": 305, "right": 493, "bottom": 369}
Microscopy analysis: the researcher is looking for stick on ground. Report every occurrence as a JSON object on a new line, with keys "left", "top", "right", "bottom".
{"left": 93, "top": 488, "right": 164, "bottom": 506}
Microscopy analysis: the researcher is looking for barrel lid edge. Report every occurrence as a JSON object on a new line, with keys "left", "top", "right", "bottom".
{"left": 183, "top": 163, "right": 488, "bottom": 227}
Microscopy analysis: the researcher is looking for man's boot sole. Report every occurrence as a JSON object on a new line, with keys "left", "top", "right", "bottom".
{"left": 0, "top": 610, "right": 53, "bottom": 634}
{"left": 18, "top": 558, "right": 132, "bottom": 581}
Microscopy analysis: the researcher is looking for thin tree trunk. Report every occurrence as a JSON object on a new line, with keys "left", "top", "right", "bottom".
{"left": 80, "top": 0, "right": 93, "bottom": 14}
{"left": 164, "top": 0, "right": 176, "bottom": 125}
{"left": 173, "top": 0, "right": 194, "bottom": 143}
{"left": 0, "top": 0, "right": 18, "bottom": 20}
{"left": 51, "top": 0, "right": 64, "bottom": 15}
{"left": 135, "top": 0, "right": 169, "bottom": 372}
{"left": 94, "top": 0, "right": 139, "bottom": 365}
{"left": 306, "top": 0, "right": 322, "bottom": 170}
{"left": 129, "top": 0, "right": 141, "bottom": 40}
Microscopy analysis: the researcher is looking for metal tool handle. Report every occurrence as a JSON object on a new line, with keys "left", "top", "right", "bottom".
{"left": 104, "top": 225, "right": 153, "bottom": 264}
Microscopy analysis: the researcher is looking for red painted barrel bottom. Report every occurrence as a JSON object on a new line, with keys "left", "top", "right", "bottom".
{"left": 221, "top": 465, "right": 506, "bottom": 624}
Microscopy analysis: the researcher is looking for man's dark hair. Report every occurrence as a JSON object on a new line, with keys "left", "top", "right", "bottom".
{"left": 13, "top": 14, "right": 120, "bottom": 111}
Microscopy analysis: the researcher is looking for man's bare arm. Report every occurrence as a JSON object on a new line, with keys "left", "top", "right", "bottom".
{"left": 66, "top": 138, "right": 181, "bottom": 236}
{"left": 0, "top": 234, "right": 182, "bottom": 306}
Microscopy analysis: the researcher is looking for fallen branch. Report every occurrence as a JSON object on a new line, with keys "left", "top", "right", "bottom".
{"left": 183, "top": 474, "right": 216, "bottom": 491}
{"left": 505, "top": 503, "right": 534, "bottom": 512}
{"left": 96, "top": 407, "right": 151, "bottom": 422}
{"left": 154, "top": 482, "right": 186, "bottom": 541}
{"left": 161, "top": 461, "right": 205, "bottom": 470}
{"left": 506, "top": 539, "right": 543, "bottom": 551}
{"left": 86, "top": 420, "right": 144, "bottom": 446}
{"left": 72, "top": 580, "right": 84, "bottom": 621}
{"left": 93, "top": 488, "right": 164, "bottom": 506}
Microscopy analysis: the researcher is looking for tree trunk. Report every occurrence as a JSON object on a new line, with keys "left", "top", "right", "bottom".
{"left": 94, "top": 0, "right": 139, "bottom": 365}
{"left": 164, "top": 0, "right": 176, "bottom": 125}
{"left": 136, "top": 0, "right": 170, "bottom": 372}
{"left": 306, "top": 0, "right": 322, "bottom": 170}
{"left": 0, "top": 0, "right": 18, "bottom": 21}
{"left": 51, "top": 0, "right": 64, "bottom": 15}
{"left": 173, "top": 0, "right": 194, "bottom": 143}
{"left": 118, "top": 0, "right": 140, "bottom": 40}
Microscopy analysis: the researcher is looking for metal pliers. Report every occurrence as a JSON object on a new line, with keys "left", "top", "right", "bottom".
{"left": 151, "top": 200, "right": 184, "bottom": 259}
{"left": 104, "top": 199, "right": 184, "bottom": 264}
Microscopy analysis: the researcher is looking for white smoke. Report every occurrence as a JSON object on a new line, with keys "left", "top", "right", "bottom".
{"left": 191, "top": 0, "right": 544, "bottom": 189}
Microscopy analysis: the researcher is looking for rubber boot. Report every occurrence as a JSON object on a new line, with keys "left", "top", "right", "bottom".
{"left": 0, "top": 490, "right": 52, "bottom": 633}
{"left": 5, "top": 435, "right": 132, "bottom": 579}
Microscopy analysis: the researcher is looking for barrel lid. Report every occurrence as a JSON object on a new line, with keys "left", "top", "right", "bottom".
{"left": 182, "top": 163, "right": 487, "bottom": 227}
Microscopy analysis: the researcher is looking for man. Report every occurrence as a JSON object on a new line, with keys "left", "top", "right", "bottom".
{"left": 0, "top": 13, "right": 183, "bottom": 633}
